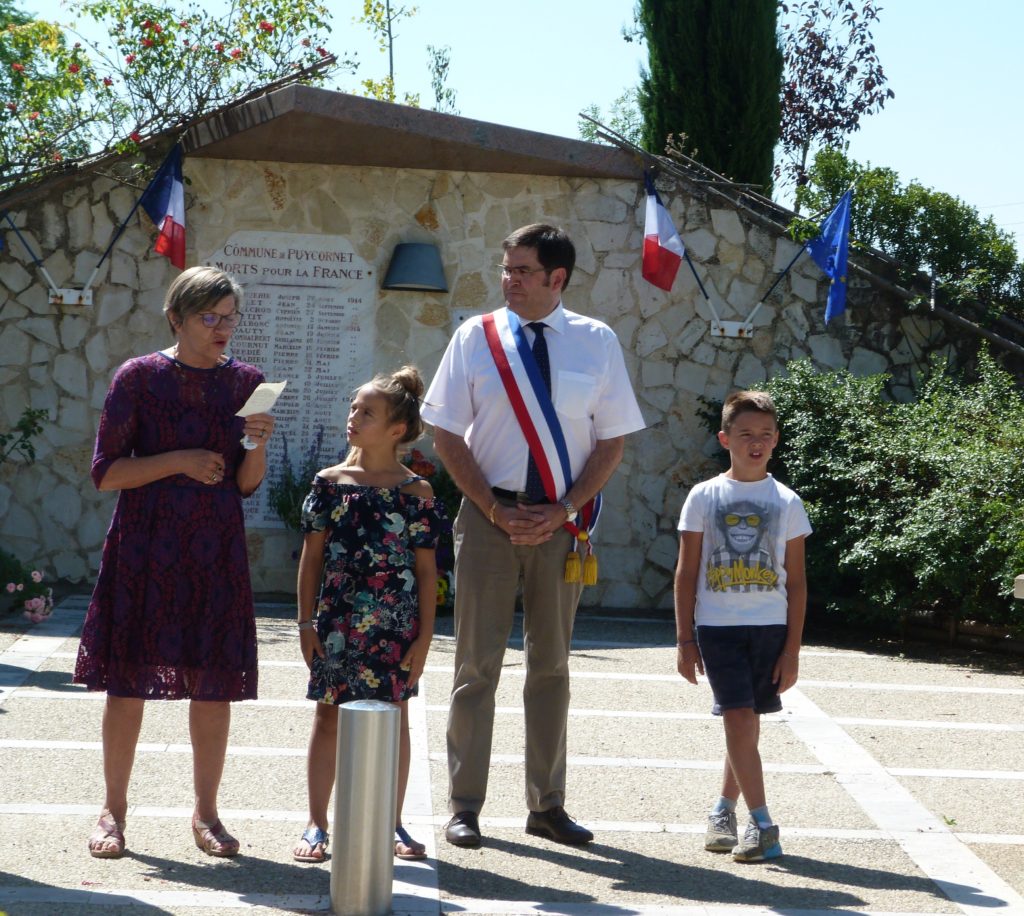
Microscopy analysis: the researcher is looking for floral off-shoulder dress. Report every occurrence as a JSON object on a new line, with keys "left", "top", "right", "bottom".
{"left": 300, "top": 475, "right": 445, "bottom": 704}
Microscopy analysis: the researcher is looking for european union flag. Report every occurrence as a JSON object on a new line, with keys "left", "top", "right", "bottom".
{"left": 804, "top": 189, "right": 852, "bottom": 323}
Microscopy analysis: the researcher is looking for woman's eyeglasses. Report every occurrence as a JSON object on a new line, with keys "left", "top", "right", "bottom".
{"left": 197, "top": 311, "right": 242, "bottom": 329}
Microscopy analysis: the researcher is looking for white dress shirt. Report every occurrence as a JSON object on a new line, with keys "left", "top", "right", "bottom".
{"left": 422, "top": 303, "right": 646, "bottom": 495}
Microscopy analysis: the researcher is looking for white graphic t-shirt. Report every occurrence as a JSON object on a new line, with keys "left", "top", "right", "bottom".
{"left": 678, "top": 474, "right": 812, "bottom": 626}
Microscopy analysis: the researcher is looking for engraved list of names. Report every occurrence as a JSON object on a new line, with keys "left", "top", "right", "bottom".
{"left": 204, "top": 231, "right": 377, "bottom": 528}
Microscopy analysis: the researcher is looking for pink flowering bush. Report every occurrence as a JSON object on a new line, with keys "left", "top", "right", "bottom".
{"left": 1, "top": 549, "right": 54, "bottom": 623}
{"left": 0, "top": 0, "right": 342, "bottom": 193}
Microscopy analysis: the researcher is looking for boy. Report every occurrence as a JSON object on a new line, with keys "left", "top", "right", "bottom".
{"left": 674, "top": 390, "right": 810, "bottom": 862}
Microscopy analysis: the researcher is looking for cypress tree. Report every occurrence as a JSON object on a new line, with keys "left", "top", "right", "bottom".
{"left": 638, "top": 0, "right": 782, "bottom": 192}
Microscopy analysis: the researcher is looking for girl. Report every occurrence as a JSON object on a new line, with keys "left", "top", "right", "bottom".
{"left": 293, "top": 366, "right": 444, "bottom": 863}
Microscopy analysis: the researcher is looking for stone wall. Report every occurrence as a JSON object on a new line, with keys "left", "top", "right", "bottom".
{"left": 0, "top": 157, "right": 961, "bottom": 608}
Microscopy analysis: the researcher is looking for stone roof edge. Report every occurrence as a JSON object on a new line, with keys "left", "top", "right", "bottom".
{"left": 182, "top": 84, "right": 641, "bottom": 179}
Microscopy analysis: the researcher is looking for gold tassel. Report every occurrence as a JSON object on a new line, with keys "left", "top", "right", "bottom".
{"left": 582, "top": 551, "right": 598, "bottom": 585}
{"left": 564, "top": 549, "right": 581, "bottom": 583}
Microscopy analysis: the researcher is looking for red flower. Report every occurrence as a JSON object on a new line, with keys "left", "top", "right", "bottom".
{"left": 125, "top": 53, "right": 136, "bottom": 64}
{"left": 129, "top": 130, "right": 141, "bottom": 142}
{"left": 152, "top": 23, "right": 162, "bottom": 33}
{"left": 182, "top": 39, "right": 190, "bottom": 47}
{"left": 11, "top": 62, "right": 25, "bottom": 72}
{"left": 68, "top": 63, "right": 80, "bottom": 73}
{"left": 141, "top": 37, "right": 153, "bottom": 47}
{"left": 259, "top": 20, "right": 274, "bottom": 32}
{"left": 301, "top": 37, "right": 311, "bottom": 47}
{"left": 214, "top": 41, "right": 224, "bottom": 52}
{"left": 179, "top": 20, "right": 189, "bottom": 27}
{"left": 316, "top": 46, "right": 328, "bottom": 57}
{"left": 230, "top": 47, "right": 241, "bottom": 58}
{"left": 142, "top": 19, "right": 152, "bottom": 29}
{"left": 5, "top": 102, "right": 15, "bottom": 111}
{"left": 103, "top": 77, "right": 113, "bottom": 86}
{"left": 53, "top": 152, "right": 62, "bottom": 161}
{"left": 28, "top": 111, "right": 39, "bottom": 120}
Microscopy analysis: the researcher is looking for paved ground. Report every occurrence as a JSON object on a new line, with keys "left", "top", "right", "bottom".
{"left": 1, "top": 596, "right": 1023, "bottom": 916}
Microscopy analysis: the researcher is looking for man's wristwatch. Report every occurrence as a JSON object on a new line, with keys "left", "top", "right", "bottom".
{"left": 559, "top": 498, "right": 578, "bottom": 523}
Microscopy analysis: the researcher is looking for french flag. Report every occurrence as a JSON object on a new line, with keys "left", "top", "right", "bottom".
{"left": 140, "top": 144, "right": 186, "bottom": 269}
{"left": 642, "top": 172, "right": 684, "bottom": 291}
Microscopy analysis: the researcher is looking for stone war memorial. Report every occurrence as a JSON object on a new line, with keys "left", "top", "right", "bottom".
{"left": 0, "top": 86, "right": 974, "bottom": 608}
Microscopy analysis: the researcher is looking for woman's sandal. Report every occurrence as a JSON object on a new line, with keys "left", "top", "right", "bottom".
{"left": 294, "top": 825, "right": 329, "bottom": 863}
{"left": 394, "top": 824, "right": 427, "bottom": 861}
{"left": 88, "top": 810, "right": 126, "bottom": 859}
{"left": 192, "top": 814, "right": 240, "bottom": 857}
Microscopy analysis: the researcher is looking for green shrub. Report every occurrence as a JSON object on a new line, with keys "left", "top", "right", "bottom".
{"left": 760, "top": 354, "right": 1024, "bottom": 631}
{"left": 268, "top": 426, "right": 326, "bottom": 532}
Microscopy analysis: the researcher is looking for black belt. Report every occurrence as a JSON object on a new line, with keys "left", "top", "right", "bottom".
{"left": 491, "top": 486, "right": 544, "bottom": 505}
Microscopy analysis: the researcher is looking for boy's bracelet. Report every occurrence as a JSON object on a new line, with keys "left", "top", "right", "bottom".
{"left": 297, "top": 620, "right": 316, "bottom": 631}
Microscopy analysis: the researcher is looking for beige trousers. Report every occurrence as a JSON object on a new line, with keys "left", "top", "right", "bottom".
{"left": 446, "top": 497, "right": 583, "bottom": 814}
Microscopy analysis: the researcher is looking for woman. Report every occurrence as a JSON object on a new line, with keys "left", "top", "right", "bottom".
{"left": 74, "top": 266, "right": 275, "bottom": 858}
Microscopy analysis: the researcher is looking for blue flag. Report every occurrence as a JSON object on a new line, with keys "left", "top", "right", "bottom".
{"left": 804, "top": 189, "right": 852, "bottom": 323}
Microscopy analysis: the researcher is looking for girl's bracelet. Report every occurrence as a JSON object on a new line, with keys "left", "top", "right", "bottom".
{"left": 297, "top": 620, "right": 316, "bottom": 631}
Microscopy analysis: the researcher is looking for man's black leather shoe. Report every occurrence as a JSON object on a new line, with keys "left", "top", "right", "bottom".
{"left": 525, "top": 807, "right": 593, "bottom": 845}
{"left": 444, "top": 811, "right": 482, "bottom": 848}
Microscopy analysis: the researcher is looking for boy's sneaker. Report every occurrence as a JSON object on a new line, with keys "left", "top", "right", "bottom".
{"left": 704, "top": 810, "right": 737, "bottom": 852}
{"left": 732, "top": 817, "right": 782, "bottom": 862}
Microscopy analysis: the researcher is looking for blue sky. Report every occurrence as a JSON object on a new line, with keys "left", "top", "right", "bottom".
{"left": 25, "top": 0, "right": 1024, "bottom": 243}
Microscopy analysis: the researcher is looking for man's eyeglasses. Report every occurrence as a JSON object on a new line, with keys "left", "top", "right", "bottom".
{"left": 197, "top": 311, "right": 243, "bottom": 329}
{"left": 724, "top": 514, "right": 761, "bottom": 528}
{"left": 498, "top": 265, "right": 549, "bottom": 279}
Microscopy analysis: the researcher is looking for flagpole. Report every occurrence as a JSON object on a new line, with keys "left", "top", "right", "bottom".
{"left": 758, "top": 245, "right": 806, "bottom": 304}
{"left": 82, "top": 144, "right": 180, "bottom": 292}
{"left": 2, "top": 210, "right": 63, "bottom": 296}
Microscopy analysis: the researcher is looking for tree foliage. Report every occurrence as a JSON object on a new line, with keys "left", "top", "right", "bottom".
{"left": 636, "top": 0, "right": 782, "bottom": 191}
{"left": 762, "top": 354, "right": 1024, "bottom": 631}
{"left": 777, "top": 0, "right": 894, "bottom": 191}
{"left": 356, "top": 0, "right": 418, "bottom": 104}
{"left": 426, "top": 43, "right": 457, "bottom": 115}
{"left": 579, "top": 88, "right": 642, "bottom": 146}
{"left": 0, "top": 0, "right": 340, "bottom": 195}
{"left": 794, "top": 149, "right": 1024, "bottom": 318}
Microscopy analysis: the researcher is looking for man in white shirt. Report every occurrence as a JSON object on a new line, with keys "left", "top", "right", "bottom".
{"left": 422, "top": 223, "right": 645, "bottom": 848}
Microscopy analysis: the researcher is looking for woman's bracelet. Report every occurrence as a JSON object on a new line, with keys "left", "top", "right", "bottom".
{"left": 488, "top": 500, "right": 499, "bottom": 525}
{"left": 297, "top": 620, "right": 316, "bottom": 631}
{"left": 678, "top": 639, "right": 697, "bottom": 648}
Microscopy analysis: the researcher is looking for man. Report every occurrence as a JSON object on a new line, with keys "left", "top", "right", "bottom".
{"left": 422, "top": 223, "right": 646, "bottom": 848}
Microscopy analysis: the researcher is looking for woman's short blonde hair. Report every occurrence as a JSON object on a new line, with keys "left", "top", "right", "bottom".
{"left": 163, "top": 266, "right": 243, "bottom": 333}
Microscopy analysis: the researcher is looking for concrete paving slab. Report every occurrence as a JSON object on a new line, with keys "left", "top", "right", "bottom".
{"left": 897, "top": 777, "right": 1024, "bottom": 837}
{"left": 802, "top": 685, "right": 1024, "bottom": 726}
{"left": 796, "top": 652, "right": 1024, "bottom": 689}
{"left": 426, "top": 760, "right": 877, "bottom": 829}
{"left": 0, "top": 696, "right": 314, "bottom": 749}
{"left": 432, "top": 830, "right": 961, "bottom": 913}
{"left": 842, "top": 724, "right": 1024, "bottom": 771}
{"left": 970, "top": 843, "right": 1024, "bottom": 897}
{"left": 4, "top": 598, "right": 1023, "bottom": 915}
{"left": 424, "top": 710, "right": 824, "bottom": 766}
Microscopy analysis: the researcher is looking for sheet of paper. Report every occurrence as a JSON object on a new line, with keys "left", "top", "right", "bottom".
{"left": 235, "top": 380, "right": 288, "bottom": 417}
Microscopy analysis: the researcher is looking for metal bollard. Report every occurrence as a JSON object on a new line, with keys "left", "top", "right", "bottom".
{"left": 330, "top": 699, "right": 401, "bottom": 916}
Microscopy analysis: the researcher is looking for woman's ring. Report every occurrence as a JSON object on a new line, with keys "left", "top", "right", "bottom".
{"left": 209, "top": 474, "right": 216, "bottom": 483}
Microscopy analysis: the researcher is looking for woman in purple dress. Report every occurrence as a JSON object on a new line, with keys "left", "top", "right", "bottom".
{"left": 74, "top": 266, "right": 275, "bottom": 859}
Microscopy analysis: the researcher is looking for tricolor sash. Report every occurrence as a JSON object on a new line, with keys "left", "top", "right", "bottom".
{"left": 482, "top": 309, "right": 602, "bottom": 583}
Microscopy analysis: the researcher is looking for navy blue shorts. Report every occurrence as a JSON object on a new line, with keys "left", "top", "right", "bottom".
{"left": 696, "top": 624, "right": 788, "bottom": 716}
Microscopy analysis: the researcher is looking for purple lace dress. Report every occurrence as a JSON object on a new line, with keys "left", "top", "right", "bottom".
{"left": 74, "top": 352, "right": 264, "bottom": 700}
